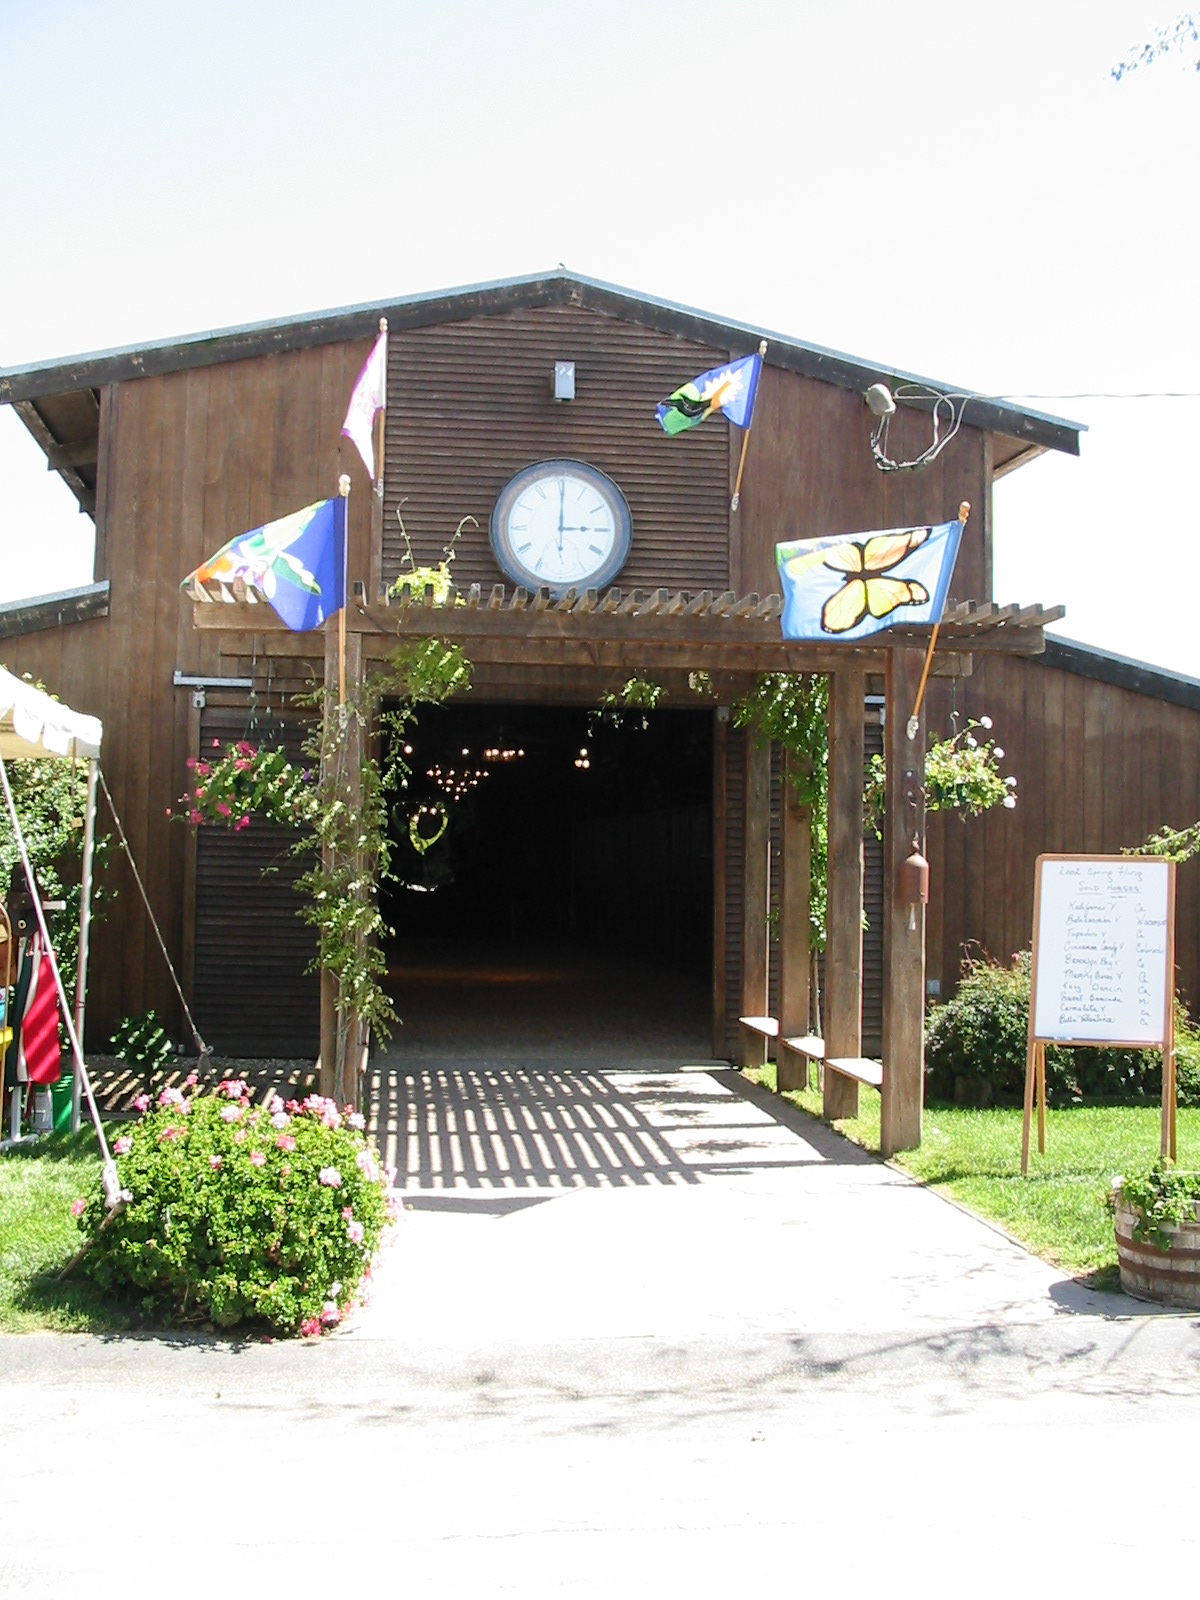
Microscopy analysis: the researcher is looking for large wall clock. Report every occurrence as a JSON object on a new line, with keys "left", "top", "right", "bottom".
{"left": 489, "top": 459, "right": 632, "bottom": 595}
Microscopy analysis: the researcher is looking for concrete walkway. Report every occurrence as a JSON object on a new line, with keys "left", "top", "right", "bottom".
{"left": 3, "top": 1067, "right": 1198, "bottom": 1596}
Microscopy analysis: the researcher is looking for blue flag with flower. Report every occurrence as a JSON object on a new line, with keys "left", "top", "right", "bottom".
{"left": 183, "top": 498, "right": 347, "bottom": 631}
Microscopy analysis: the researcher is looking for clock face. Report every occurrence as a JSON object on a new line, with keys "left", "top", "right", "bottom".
{"left": 490, "top": 459, "right": 632, "bottom": 594}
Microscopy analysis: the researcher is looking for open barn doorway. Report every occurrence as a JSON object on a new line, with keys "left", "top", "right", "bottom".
{"left": 378, "top": 701, "right": 713, "bottom": 1063}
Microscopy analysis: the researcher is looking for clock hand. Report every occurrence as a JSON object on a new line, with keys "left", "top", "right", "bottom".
{"left": 558, "top": 479, "right": 565, "bottom": 555}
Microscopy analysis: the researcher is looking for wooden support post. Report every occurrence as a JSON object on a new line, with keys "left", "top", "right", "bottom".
{"left": 739, "top": 734, "right": 771, "bottom": 1068}
{"left": 318, "top": 624, "right": 365, "bottom": 1106}
{"left": 881, "top": 645, "right": 927, "bottom": 1156}
{"left": 825, "top": 667, "right": 865, "bottom": 1119}
{"left": 712, "top": 713, "right": 728, "bottom": 1060}
{"left": 777, "top": 743, "right": 811, "bottom": 1092}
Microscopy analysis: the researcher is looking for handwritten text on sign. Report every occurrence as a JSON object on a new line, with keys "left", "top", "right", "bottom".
{"left": 1032, "top": 858, "right": 1171, "bottom": 1046}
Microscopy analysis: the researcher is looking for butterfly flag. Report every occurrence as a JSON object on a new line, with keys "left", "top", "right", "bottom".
{"left": 656, "top": 351, "right": 763, "bottom": 436}
{"left": 182, "top": 498, "right": 347, "bottom": 631}
{"left": 775, "top": 517, "right": 964, "bottom": 643}
{"left": 342, "top": 323, "right": 387, "bottom": 479}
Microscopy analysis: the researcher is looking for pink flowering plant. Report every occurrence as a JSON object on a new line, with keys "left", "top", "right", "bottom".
{"left": 173, "top": 741, "right": 315, "bottom": 832}
{"left": 72, "top": 1083, "right": 391, "bottom": 1334}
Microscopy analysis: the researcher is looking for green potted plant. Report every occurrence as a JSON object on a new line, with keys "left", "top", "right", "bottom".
{"left": 1108, "top": 1160, "right": 1200, "bottom": 1308}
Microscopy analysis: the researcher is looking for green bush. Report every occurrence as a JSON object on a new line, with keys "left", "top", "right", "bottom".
{"left": 72, "top": 1082, "right": 396, "bottom": 1334}
{"left": 926, "top": 951, "right": 1200, "bottom": 1108}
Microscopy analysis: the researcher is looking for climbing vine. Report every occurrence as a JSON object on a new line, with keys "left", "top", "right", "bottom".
{"left": 176, "top": 638, "right": 472, "bottom": 1091}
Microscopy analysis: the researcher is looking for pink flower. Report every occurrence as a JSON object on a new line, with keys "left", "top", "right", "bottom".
{"left": 347, "top": 1111, "right": 365, "bottom": 1131}
{"left": 185, "top": 1073, "right": 199, "bottom": 1087}
{"left": 275, "top": 1133, "right": 295, "bottom": 1153}
{"left": 188, "top": 810, "right": 203, "bottom": 825}
{"left": 270, "top": 1111, "right": 290, "bottom": 1129}
{"left": 221, "top": 1104, "right": 243, "bottom": 1123}
{"left": 220, "top": 1079, "right": 248, "bottom": 1099}
{"left": 355, "top": 1150, "right": 378, "bottom": 1180}
{"left": 209, "top": 1154, "right": 223, "bottom": 1169}
{"left": 320, "top": 1302, "right": 341, "bottom": 1326}
{"left": 385, "top": 1195, "right": 403, "bottom": 1222}
{"left": 233, "top": 1129, "right": 246, "bottom": 1144}
{"left": 235, "top": 816, "right": 249, "bottom": 832}
{"left": 300, "top": 1316, "right": 321, "bottom": 1338}
{"left": 158, "top": 1085, "right": 184, "bottom": 1108}
{"left": 132, "top": 1093, "right": 151, "bottom": 1113}
{"left": 342, "top": 1206, "right": 354, "bottom": 1221}
{"left": 268, "top": 1095, "right": 284, "bottom": 1115}
{"left": 250, "top": 1150, "right": 266, "bottom": 1168}
{"left": 212, "top": 739, "right": 219, "bottom": 748}
{"left": 318, "top": 1166, "right": 343, "bottom": 1188}
{"left": 346, "top": 1220, "right": 364, "bottom": 1245}
{"left": 157, "top": 1125, "right": 181, "bottom": 1142}
{"left": 114, "top": 1135, "right": 132, "bottom": 1155}
{"left": 70, "top": 1198, "right": 87, "bottom": 1217}
{"left": 215, "top": 801, "right": 231, "bottom": 818}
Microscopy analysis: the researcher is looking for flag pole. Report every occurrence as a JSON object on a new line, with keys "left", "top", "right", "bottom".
{"left": 906, "top": 501, "right": 970, "bottom": 740}
{"left": 373, "top": 317, "right": 387, "bottom": 506}
{"left": 730, "top": 340, "right": 768, "bottom": 513}
{"left": 337, "top": 473, "right": 351, "bottom": 706}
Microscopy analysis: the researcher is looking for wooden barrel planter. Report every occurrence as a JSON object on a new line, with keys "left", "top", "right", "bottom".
{"left": 1113, "top": 1198, "right": 1200, "bottom": 1309}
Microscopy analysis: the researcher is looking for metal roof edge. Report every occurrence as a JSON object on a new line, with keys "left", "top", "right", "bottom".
{"left": 1040, "top": 632, "right": 1200, "bottom": 713}
{"left": 0, "top": 580, "right": 111, "bottom": 642}
{"left": 0, "top": 267, "right": 1084, "bottom": 456}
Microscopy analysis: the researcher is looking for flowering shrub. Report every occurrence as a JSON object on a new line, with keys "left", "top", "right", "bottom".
{"left": 175, "top": 740, "right": 315, "bottom": 831}
{"left": 926, "top": 950, "right": 1200, "bottom": 1107}
{"left": 72, "top": 1083, "right": 398, "bottom": 1333}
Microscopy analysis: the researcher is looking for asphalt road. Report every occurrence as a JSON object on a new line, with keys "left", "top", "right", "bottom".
{"left": 3, "top": 1069, "right": 1197, "bottom": 1596}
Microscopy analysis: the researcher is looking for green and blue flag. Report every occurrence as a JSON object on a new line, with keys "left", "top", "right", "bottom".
{"left": 656, "top": 351, "right": 763, "bottom": 436}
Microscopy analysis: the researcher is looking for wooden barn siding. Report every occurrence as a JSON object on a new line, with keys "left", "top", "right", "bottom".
{"left": 382, "top": 304, "right": 732, "bottom": 592}
{"left": 736, "top": 367, "right": 991, "bottom": 604}
{"left": 0, "top": 341, "right": 371, "bottom": 1045}
{"left": 926, "top": 657, "right": 1200, "bottom": 1012}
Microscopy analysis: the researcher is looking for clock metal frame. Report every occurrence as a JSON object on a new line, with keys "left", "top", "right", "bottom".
{"left": 489, "top": 458, "right": 633, "bottom": 596}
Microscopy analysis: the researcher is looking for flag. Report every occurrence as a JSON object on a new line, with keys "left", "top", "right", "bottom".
{"left": 656, "top": 351, "right": 763, "bottom": 436}
{"left": 775, "top": 517, "right": 964, "bottom": 643}
{"left": 342, "top": 326, "right": 387, "bottom": 478}
{"left": 183, "top": 498, "right": 347, "bottom": 632}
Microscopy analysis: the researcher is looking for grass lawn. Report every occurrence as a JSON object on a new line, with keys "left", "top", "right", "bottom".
{"left": 749, "top": 1063, "right": 1200, "bottom": 1285}
{"left": 0, "top": 1127, "right": 132, "bottom": 1333}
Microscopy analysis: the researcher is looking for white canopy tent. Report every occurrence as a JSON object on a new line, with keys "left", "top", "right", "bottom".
{"left": 0, "top": 667, "right": 118, "bottom": 1205}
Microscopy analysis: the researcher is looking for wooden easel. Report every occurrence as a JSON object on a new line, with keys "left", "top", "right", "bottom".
{"left": 1022, "top": 854, "right": 1177, "bottom": 1175}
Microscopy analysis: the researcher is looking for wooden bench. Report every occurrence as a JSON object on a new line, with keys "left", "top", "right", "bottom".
{"left": 739, "top": 1017, "right": 784, "bottom": 1068}
{"left": 824, "top": 1055, "right": 883, "bottom": 1089}
{"left": 778, "top": 1032, "right": 825, "bottom": 1092}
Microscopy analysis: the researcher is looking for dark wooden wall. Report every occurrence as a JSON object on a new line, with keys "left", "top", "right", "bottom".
{"left": 0, "top": 340, "right": 371, "bottom": 1045}
{"left": 737, "top": 365, "right": 991, "bottom": 603}
{"left": 926, "top": 656, "right": 1200, "bottom": 1014}
{"left": 383, "top": 304, "right": 732, "bottom": 591}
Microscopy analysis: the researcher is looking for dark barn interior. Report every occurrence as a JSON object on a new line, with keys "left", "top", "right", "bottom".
{"left": 379, "top": 702, "right": 714, "bottom": 1060}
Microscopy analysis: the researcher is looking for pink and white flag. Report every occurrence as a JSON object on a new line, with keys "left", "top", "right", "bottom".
{"left": 341, "top": 325, "right": 387, "bottom": 479}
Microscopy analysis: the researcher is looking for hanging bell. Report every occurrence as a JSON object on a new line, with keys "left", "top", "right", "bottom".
{"left": 900, "top": 849, "right": 929, "bottom": 905}
{"left": 899, "top": 850, "right": 929, "bottom": 937}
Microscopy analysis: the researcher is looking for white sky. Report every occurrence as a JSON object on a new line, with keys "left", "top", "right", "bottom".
{"left": 1, "top": 1, "right": 1197, "bottom": 674}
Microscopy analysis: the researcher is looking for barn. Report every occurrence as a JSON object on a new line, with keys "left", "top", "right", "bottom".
{"left": 8, "top": 268, "right": 1181, "bottom": 1149}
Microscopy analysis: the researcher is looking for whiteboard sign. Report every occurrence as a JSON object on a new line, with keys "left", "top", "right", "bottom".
{"left": 1031, "top": 855, "right": 1174, "bottom": 1047}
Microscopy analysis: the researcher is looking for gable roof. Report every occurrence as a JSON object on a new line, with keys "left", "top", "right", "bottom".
{"left": 0, "top": 268, "right": 1082, "bottom": 461}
